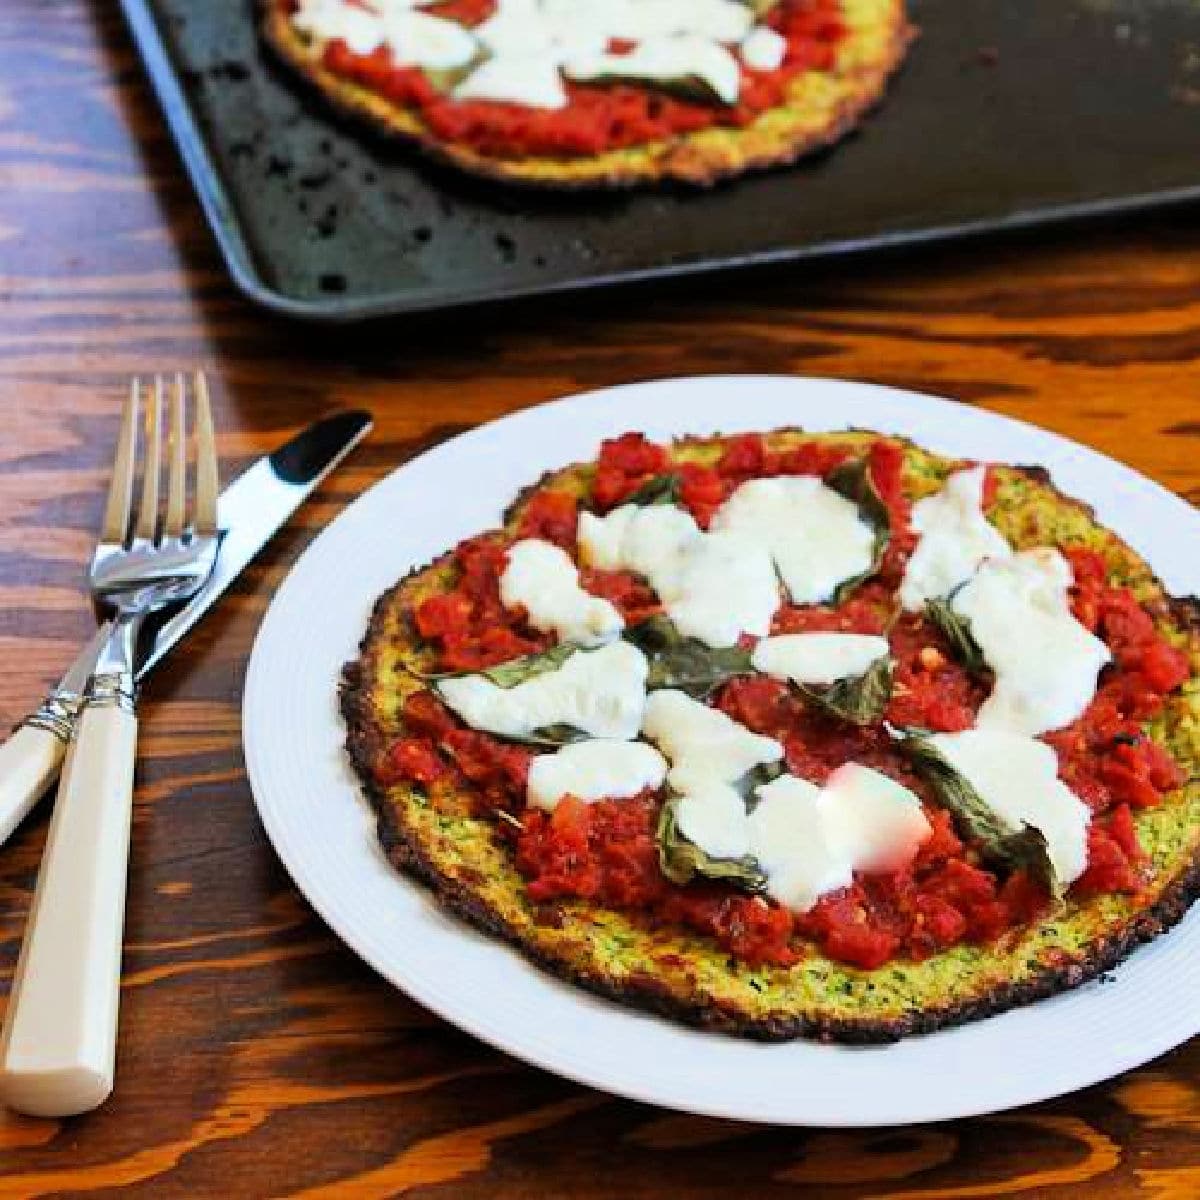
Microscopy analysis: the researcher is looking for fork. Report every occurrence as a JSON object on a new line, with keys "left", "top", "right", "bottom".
{"left": 0, "top": 374, "right": 220, "bottom": 1118}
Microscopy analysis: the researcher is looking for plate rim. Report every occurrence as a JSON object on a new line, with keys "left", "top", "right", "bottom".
{"left": 243, "top": 373, "right": 1200, "bottom": 1126}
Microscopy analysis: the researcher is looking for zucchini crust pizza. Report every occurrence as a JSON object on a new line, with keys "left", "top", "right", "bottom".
{"left": 263, "top": 0, "right": 914, "bottom": 188}
{"left": 341, "top": 428, "right": 1200, "bottom": 1041}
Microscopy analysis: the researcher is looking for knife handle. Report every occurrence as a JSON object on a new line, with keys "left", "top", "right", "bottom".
{"left": 0, "top": 723, "right": 68, "bottom": 848}
{"left": 0, "top": 696, "right": 137, "bottom": 1117}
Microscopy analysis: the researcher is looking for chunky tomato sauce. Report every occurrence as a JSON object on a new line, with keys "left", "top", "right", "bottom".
{"left": 292, "top": 0, "right": 848, "bottom": 159}
{"left": 381, "top": 431, "right": 1191, "bottom": 971}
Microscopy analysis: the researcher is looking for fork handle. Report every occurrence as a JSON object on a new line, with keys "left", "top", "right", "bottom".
{"left": 0, "top": 724, "right": 68, "bottom": 848}
{"left": 0, "top": 698, "right": 137, "bottom": 1117}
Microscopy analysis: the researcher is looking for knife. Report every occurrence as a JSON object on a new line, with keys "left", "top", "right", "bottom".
{"left": 0, "top": 409, "right": 372, "bottom": 848}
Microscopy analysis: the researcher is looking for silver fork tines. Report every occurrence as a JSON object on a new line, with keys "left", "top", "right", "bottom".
{"left": 88, "top": 373, "right": 221, "bottom": 706}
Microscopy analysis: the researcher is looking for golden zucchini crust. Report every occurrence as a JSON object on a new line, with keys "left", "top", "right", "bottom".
{"left": 340, "top": 430, "right": 1200, "bottom": 1041}
{"left": 263, "top": 1, "right": 914, "bottom": 189}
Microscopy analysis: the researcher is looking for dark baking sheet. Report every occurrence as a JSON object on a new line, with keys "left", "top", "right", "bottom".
{"left": 121, "top": 0, "right": 1200, "bottom": 322}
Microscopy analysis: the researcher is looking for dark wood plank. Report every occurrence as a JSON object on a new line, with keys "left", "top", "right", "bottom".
{"left": 3, "top": 2, "right": 1200, "bottom": 1195}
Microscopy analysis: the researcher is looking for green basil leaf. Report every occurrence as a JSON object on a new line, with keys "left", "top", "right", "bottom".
{"left": 421, "top": 642, "right": 579, "bottom": 688}
{"left": 741, "top": 760, "right": 786, "bottom": 799}
{"left": 624, "top": 615, "right": 753, "bottom": 698}
{"left": 898, "top": 733, "right": 1062, "bottom": 898}
{"left": 656, "top": 797, "right": 768, "bottom": 892}
{"left": 741, "top": 0, "right": 782, "bottom": 15}
{"left": 924, "top": 595, "right": 987, "bottom": 675}
{"left": 622, "top": 473, "right": 682, "bottom": 507}
{"left": 797, "top": 656, "right": 895, "bottom": 726}
{"left": 479, "top": 643, "right": 579, "bottom": 688}
{"left": 492, "top": 723, "right": 591, "bottom": 750}
{"left": 422, "top": 58, "right": 481, "bottom": 93}
{"left": 826, "top": 456, "right": 892, "bottom": 603}
{"left": 576, "top": 72, "right": 727, "bottom": 106}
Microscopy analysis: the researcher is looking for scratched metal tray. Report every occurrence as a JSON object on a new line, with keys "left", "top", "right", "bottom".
{"left": 121, "top": 0, "right": 1200, "bottom": 322}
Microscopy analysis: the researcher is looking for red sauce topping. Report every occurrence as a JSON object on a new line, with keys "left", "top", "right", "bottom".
{"left": 301, "top": 0, "right": 848, "bottom": 159}
{"left": 380, "top": 432, "right": 1191, "bottom": 971}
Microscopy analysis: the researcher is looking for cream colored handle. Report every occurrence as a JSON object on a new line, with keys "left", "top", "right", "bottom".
{"left": 0, "top": 702, "right": 137, "bottom": 1117}
{"left": 0, "top": 724, "right": 67, "bottom": 848}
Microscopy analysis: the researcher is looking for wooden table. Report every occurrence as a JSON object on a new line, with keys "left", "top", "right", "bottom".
{"left": 3, "top": 4, "right": 1200, "bottom": 1196}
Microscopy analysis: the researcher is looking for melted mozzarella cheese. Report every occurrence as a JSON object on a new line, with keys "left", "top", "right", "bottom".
{"left": 927, "top": 729, "right": 1091, "bottom": 884}
{"left": 578, "top": 504, "right": 779, "bottom": 648}
{"left": 641, "top": 692, "right": 929, "bottom": 912}
{"left": 664, "top": 530, "right": 779, "bottom": 647}
{"left": 641, "top": 689, "right": 783, "bottom": 793}
{"left": 529, "top": 0, "right": 752, "bottom": 47}
{"left": 578, "top": 503, "right": 696, "bottom": 575}
{"left": 499, "top": 538, "right": 623, "bottom": 646}
{"left": 745, "top": 775, "right": 846, "bottom": 912}
{"left": 293, "top": 0, "right": 387, "bottom": 54}
{"left": 674, "top": 781, "right": 753, "bottom": 860}
{"left": 294, "top": 0, "right": 476, "bottom": 67}
{"left": 745, "top": 766, "right": 930, "bottom": 913}
{"left": 436, "top": 641, "right": 648, "bottom": 741}
{"left": 382, "top": 9, "right": 478, "bottom": 69}
{"left": 900, "top": 467, "right": 1012, "bottom": 611}
{"left": 294, "top": 0, "right": 777, "bottom": 110}
{"left": 526, "top": 739, "right": 667, "bottom": 810}
{"left": 740, "top": 25, "right": 787, "bottom": 72}
{"left": 752, "top": 633, "right": 890, "bottom": 685}
{"left": 565, "top": 35, "right": 742, "bottom": 105}
{"left": 454, "top": 53, "right": 568, "bottom": 107}
{"left": 819, "top": 764, "right": 932, "bottom": 875}
{"left": 953, "top": 548, "right": 1111, "bottom": 735}
{"left": 475, "top": 0, "right": 559, "bottom": 56}
{"left": 711, "top": 476, "right": 876, "bottom": 606}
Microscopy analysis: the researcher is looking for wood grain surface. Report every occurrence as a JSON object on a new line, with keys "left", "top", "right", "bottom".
{"left": 3, "top": 2, "right": 1200, "bottom": 1196}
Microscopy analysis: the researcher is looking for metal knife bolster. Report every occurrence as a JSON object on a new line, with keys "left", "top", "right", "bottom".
{"left": 22, "top": 694, "right": 83, "bottom": 745}
{"left": 19, "top": 624, "right": 114, "bottom": 743}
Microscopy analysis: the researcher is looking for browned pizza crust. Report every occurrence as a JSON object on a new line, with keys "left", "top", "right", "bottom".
{"left": 262, "top": 0, "right": 915, "bottom": 189}
{"left": 339, "top": 431, "right": 1200, "bottom": 1041}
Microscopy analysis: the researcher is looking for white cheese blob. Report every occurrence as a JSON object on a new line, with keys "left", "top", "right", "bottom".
{"left": 294, "top": 0, "right": 386, "bottom": 55}
{"left": 526, "top": 739, "right": 667, "bottom": 811}
{"left": 711, "top": 476, "right": 876, "bottom": 606}
{"left": 674, "top": 781, "right": 753, "bottom": 860}
{"left": 740, "top": 25, "right": 787, "bottom": 72}
{"left": 382, "top": 10, "right": 479, "bottom": 69}
{"left": 664, "top": 530, "right": 779, "bottom": 648}
{"left": 578, "top": 504, "right": 779, "bottom": 648}
{"left": 293, "top": 0, "right": 778, "bottom": 110}
{"left": 818, "top": 764, "right": 932, "bottom": 875}
{"left": 474, "top": 0, "right": 559, "bottom": 56}
{"left": 752, "top": 633, "right": 890, "bottom": 685}
{"left": 578, "top": 502, "right": 699, "bottom": 576}
{"left": 900, "top": 467, "right": 1012, "bottom": 612}
{"left": 454, "top": 53, "right": 568, "bottom": 107}
{"left": 565, "top": 35, "right": 742, "bottom": 105}
{"left": 927, "top": 729, "right": 1091, "bottom": 885}
{"left": 436, "top": 640, "right": 648, "bottom": 741}
{"left": 293, "top": 0, "right": 476, "bottom": 66}
{"left": 499, "top": 538, "right": 623, "bottom": 646}
{"left": 749, "top": 767, "right": 930, "bottom": 912}
{"left": 683, "top": 765, "right": 930, "bottom": 913}
{"left": 953, "top": 548, "right": 1111, "bottom": 735}
{"left": 641, "top": 688, "right": 783, "bottom": 793}
{"left": 628, "top": 0, "right": 753, "bottom": 42}
{"left": 745, "top": 774, "right": 846, "bottom": 912}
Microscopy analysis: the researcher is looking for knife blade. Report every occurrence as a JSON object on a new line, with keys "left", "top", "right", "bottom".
{"left": 141, "top": 409, "right": 372, "bottom": 677}
{"left": 0, "top": 409, "right": 372, "bottom": 847}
